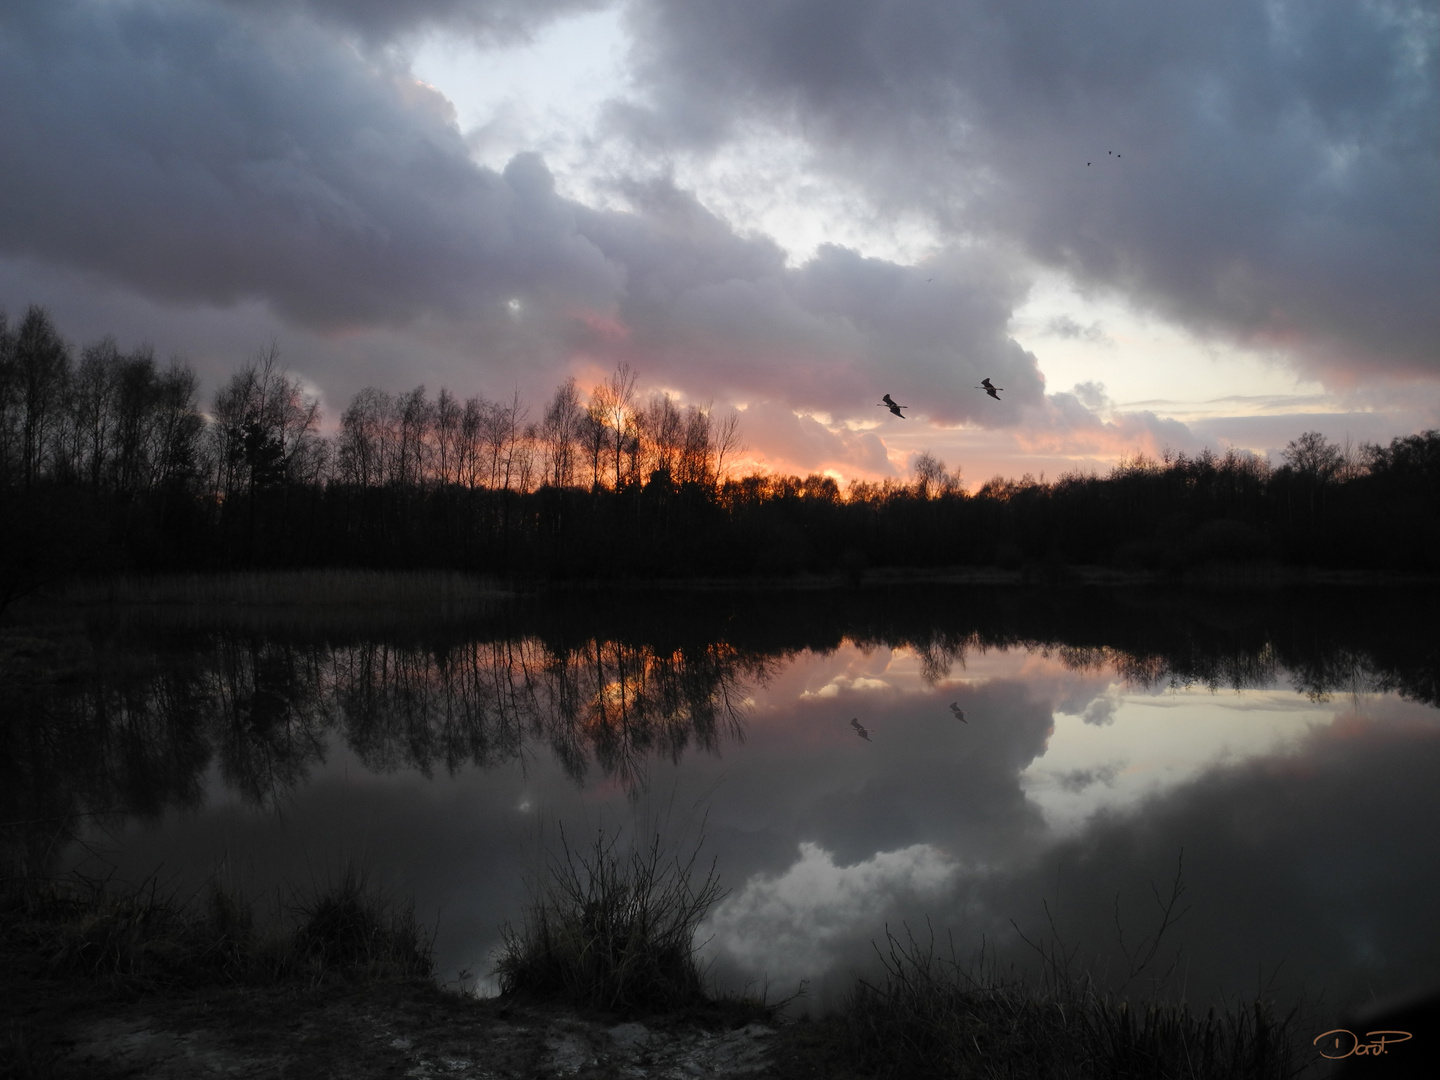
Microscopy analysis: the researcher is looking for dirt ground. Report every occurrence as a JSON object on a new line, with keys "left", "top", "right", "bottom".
{"left": 5, "top": 977, "right": 868, "bottom": 1080}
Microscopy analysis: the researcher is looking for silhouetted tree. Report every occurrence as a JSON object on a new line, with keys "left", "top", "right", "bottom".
{"left": 11, "top": 305, "right": 71, "bottom": 488}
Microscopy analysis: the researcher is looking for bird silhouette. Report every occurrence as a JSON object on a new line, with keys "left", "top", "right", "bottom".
{"left": 878, "top": 393, "right": 908, "bottom": 418}
{"left": 977, "top": 378, "right": 1003, "bottom": 400}
{"left": 850, "top": 717, "right": 871, "bottom": 741}
{"left": 949, "top": 702, "right": 967, "bottom": 723}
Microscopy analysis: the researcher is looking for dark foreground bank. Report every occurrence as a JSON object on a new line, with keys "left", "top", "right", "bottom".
{"left": 2, "top": 835, "right": 1331, "bottom": 1080}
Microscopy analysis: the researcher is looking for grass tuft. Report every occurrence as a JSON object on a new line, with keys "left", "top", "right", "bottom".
{"left": 286, "top": 866, "right": 434, "bottom": 983}
{"left": 493, "top": 827, "right": 725, "bottom": 1015}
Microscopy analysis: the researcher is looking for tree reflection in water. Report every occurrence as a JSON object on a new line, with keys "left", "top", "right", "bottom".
{"left": 1, "top": 626, "right": 773, "bottom": 882}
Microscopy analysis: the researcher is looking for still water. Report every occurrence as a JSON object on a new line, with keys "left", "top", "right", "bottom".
{"left": 6, "top": 584, "right": 1438, "bottom": 1017}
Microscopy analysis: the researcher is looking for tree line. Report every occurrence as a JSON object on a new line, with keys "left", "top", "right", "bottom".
{"left": 2, "top": 301, "right": 1438, "bottom": 599}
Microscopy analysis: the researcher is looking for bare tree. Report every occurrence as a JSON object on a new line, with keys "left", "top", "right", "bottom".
{"left": 1283, "top": 431, "right": 1344, "bottom": 483}
{"left": 12, "top": 305, "right": 71, "bottom": 488}
{"left": 676, "top": 406, "right": 711, "bottom": 487}
{"left": 581, "top": 398, "right": 607, "bottom": 491}
{"left": 434, "top": 387, "right": 462, "bottom": 486}
{"left": 71, "top": 336, "right": 121, "bottom": 490}
{"left": 337, "top": 387, "right": 392, "bottom": 487}
{"left": 112, "top": 346, "right": 162, "bottom": 496}
{"left": 0, "top": 309, "right": 17, "bottom": 486}
{"left": 600, "top": 363, "right": 639, "bottom": 490}
{"left": 540, "top": 377, "right": 583, "bottom": 488}
{"left": 496, "top": 391, "right": 532, "bottom": 492}
{"left": 151, "top": 360, "right": 204, "bottom": 490}
{"left": 642, "top": 392, "right": 684, "bottom": 484}
{"left": 210, "top": 343, "right": 323, "bottom": 499}
{"left": 395, "top": 385, "right": 433, "bottom": 490}
{"left": 712, "top": 409, "right": 745, "bottom": 488}
{"left": 459, "top": 396, "right": 486, "bottom": 489}
{"left": 911, "top": 450, "right": 961, "bottom": 498}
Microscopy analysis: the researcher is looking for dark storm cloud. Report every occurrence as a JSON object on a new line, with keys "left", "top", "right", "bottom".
{"left": 215, "top": 0, "right": 605, "bottom": 45}
{"left": 571, "top": 180, "right": 1044, "bottom": 422}
{"left": 1055, "top": 762, "right": 1121, "bottom": 793}
{"left": 623, "top": 0, "right": 1440, "bottom": 380}
{"left": 0, "top": 1, "right": 620, "bottom": 328}
{"left": 0, "top": 1, "right": 1043, "bottom": 426}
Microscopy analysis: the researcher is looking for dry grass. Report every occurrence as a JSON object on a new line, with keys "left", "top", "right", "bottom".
{"left": 836, "top": 923, "right": 1304, "bottom": 1080}
{"left": 3, "top": 865, "right": 433, "bottom": 992}
{"left": 493, "top": 827, "right": 726, "bottom": 1015}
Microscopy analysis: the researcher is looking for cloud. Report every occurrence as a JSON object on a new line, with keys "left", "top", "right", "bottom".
{"left": 1055, "top": 762, "right": 1123, "bottom": 793}
{"left": 736, "top": 402, "right": 897, "bottom": 478}
{"left": 622, "top": 0, "right": 1440, "bottom": 382}
{"left": 1080, "top": 693, "right": 1120, "bottom": 727}
{"left": 216, "top": 0, "right": 606, "bottom": 46}
{"left": 0, "top": 2, "right": 621, "bottom": 329}
{"left": 0, "top": 1, "right": 1048, "bottom": 429}
{"left": 1045, "top": 316, "right": 1110, "bottom": 345}
{"left": 1056, "top": 685, "right": 1123, "bottom": 728}
{"left": 573, "top": 188, "right": 1046, "bottom": 423}
{"left": 1189, "top": 411, "right": 1433, "bottom": 461}
{"left": 702, "top": 841, "right": 958, "bottom": 987}
{"left": 1004, "top": 386, "right": 1199, "bottom": 464}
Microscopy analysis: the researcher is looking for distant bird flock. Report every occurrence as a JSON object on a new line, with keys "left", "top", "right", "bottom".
{"left": 882, "top": 149, "right": 1117, "bottom": 419}
{"left": 876, "top": 377, "right": 1001, "bottom": 421}
{"left": 849, "top": 701, "right": 971, "bottom": 742}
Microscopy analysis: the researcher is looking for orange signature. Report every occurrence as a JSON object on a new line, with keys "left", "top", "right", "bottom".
{"left": 1313, "top": 1029, "right": 1413, "bottom": 1059}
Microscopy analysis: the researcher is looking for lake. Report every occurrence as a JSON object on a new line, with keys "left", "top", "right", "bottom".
{"left": 5, "top": 582, "right": 1437, "bottom": 1021}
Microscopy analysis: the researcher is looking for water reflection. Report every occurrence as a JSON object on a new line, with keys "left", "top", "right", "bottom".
{"left": 2, "top": 628, "right": 768, "bottom": 851}
{"left": 3, "top": 584, "right": 1438, "bottom": 1021}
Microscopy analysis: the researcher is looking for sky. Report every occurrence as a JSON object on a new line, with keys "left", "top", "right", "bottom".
{"left": 2, "top": 0, "right": 1437, "bottom": 487}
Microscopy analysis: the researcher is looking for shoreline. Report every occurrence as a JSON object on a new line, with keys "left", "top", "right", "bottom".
{"left": 15, "top": 562, "right": 1440, "bottom": 616}
{"left": 1, "top": 872, "right": 1315, "bottom": 1080}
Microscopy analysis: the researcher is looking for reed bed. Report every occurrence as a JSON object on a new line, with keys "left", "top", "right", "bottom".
{"left": 493, "top": 827, "right": 726, "bottom": 1015}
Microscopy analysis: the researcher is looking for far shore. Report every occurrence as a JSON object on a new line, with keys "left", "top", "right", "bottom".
{"left": 15, "top": 563, "right": 1440, "bottom": 615}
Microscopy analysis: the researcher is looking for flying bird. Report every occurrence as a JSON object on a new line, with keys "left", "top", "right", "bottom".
{"left": 850, "top": 717, "right": 871, "bottom": 741}
{"left": 878, "top": 393, "right": 908, "bottom": 418}
{"left": 977, "top": 378, "right": 1003, "bottom": 400}
{"left": 949, "top": 702, "right": 967, "bottom": 723}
